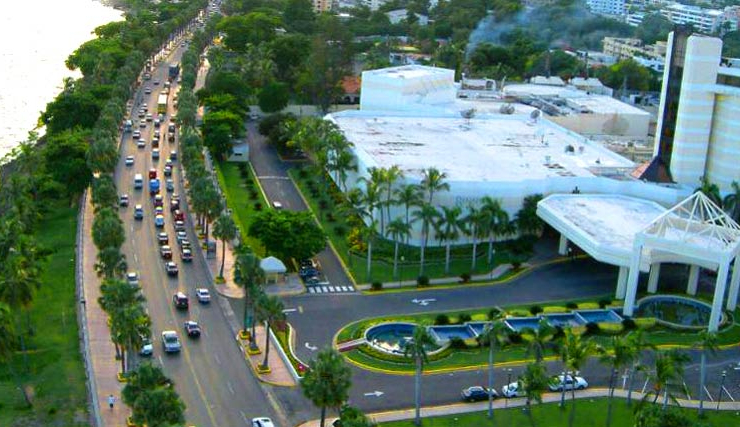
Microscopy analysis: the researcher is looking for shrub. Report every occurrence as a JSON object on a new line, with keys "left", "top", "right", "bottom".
{"left": 460, "top": 272, "right": 471, "bottom": 283}
{"left": 417, "top": 275, "right": 430, "bottom": 287}
{"left": 622, "top": 318, "right": 637, "bottom": 331}
{"left": 326, "top": 213, "right": 336, "bottom": 223}
{"left": 487, "top": 307, "right": 503, "bottom": 320}
{"left": 529, "top": 305, "right": 543, "bottom": 315}
{"left": 598, "top": 298, "right": 612, "bottom": 309}
{"left": 298, "top": 168, "right": 309, "bottom": 179}
{"left": 584, "top": 322, "right": 601, "bottom": 336}
{"left": 598, "top": 322, "right": 623, "bottom": 335}
{"left": 371, "top": 281, "right": 383, "bottom": 291}
{"left": 254, "top": 202, "right": 263, "bottom": 211}
{"left": 458, "top": 313, "right": 472, "bottom": 323}
{"left": 449, "top": 337, "right": 467, "bottom": 349}
{"left": 578, "top": 302, "right": 600, "bottom": 309}
{"left": 634, "top": 317, "right": 657, "bottom": 330}
{"left": 249, "top": 191, "right": 259, "bottom": 200}
{"left": 543, "top": 306, "right": 568, "bottom": 313}
{"left": 507, "top": 330, "right": 523, "bottom": 344}
{"left": 565, "top": 302, "right": 579, "bottom": 310}
{"left": 319, "top": 199, "right": 330, "bottom": 210}
{"left": 512, "top": 260, "right": 522, "bottom": 269}
{"left": 334, "top": 225, "right": 347, "bottom": 236}
{"left": 553, "top": 325, "right": 565, "bottom": 339}
{"left": 435, "top": 314, "right": 450, "bottom": 325}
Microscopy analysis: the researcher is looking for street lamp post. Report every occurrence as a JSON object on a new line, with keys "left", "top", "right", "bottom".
{"left": 506, "top": 369, "right": 513, "bottom": 409}
{"left": 399, "top": 255, "right": 405, "bottom": 285}
{"left": 716, "top": 370, "right": 727, "bottom": 410}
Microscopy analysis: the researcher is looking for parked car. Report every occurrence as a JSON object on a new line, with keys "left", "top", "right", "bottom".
{"left": 461, "top": 386, "right": 498, "bottom": 402}
{"left": 299, "top": 267, "right": 319, "bottom": 278}
{"left": 165, "top": 261, "right": 179, "bottom": 276}
{"left": 501, "top": 381, "right": 524, "bottom": 398}
{"left": 139, "top": 337, "right": 153, "bottom": 356}
{"left": 119, "top": 194, "right": 129, "bottom": 207}
{"left": 160, "top": 245, "right": 173, "bottom": 259}
{"left": 252, "top": 418, "right": 275, "bottom": 427}
{"left": 172, "top": 292, "right": 188, "bottom": 309}
{"left": 548, "top": 375, "right": 588, "bottom": 392}
{"left": 184, "top": 320, "right": 201, "bottom": 338}
{"left": 304, "top": 276, "right": 321, "bottom": 286}
{"left": 134, "top": 205, "right": 144, "bottom": 220}
{"left": 161, "top": 330, "right": 181, "bottom": 353}
{"left": 272, "top": 201, "right": 283, "bottom": 210}
{"left": 126, "top": 272, "right": 139, "bottom": 286}
{"left": 195, "top": 288, "right": 211, "bottom": 303}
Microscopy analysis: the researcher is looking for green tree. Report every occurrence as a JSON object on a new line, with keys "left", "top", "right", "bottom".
{"left": 95, "top": 246, "right": 127, "bottom": 279}
{"left": 420, "top": 167, "right": 449, "bottom": 205}
{"left": 301, "top": 348, "right": 353, "bottom": 427}
{"left": 404, "top": 325, "right": 435, "bottom": 426}
{"left": 217, "top": 13, "right": 283, "bottom": 52}
{"left": 43, "top": 129, "right": 91, "bottom": 197}
{"left": 412, "top": 203, "right": 439, "bottom": 276}
{"left": 270, "top": 34, "right": 311, "bottom": 87}
{"left": 633, "top": 403, "right": 693, "bottom": 427}
{"left": 202, "top": 112, "right": 239, "bottom": 161}
{"left": 283, "top": 0, "right": 316, "bottom": 34}
{"left": 0, "top": 301, "right": 31, "bottom": 407}
{"left": 122, "top": 363, "right": 170, "bottom": 405}
{"left": 213, "top": 213, "right": 238, "bottom": 279}
{"left": 130, "top": 385, "right": 186, "bottom": 427}
{"left": 464, "top": 203, "right": 485, "bottom": 271}
{"left": 599, "top": 336, "right": 636, "bottom": 427}
{"left": 258, "top": 82, "right": 290, "bottom": 113}
{"left": 87, "top": 137, "right": 119, "bottom": 174}
{"left": 249, "top": 210, "right": 327, "bottom": 261}
{"left": 435, "top": 205, "right": 464, "bottom": 274}
{"left": 634, "top": 13, "right": 673, "bottom": 45}
{"left": 695, "top": 331, "right": 718, "bottom": 417}
{"left": 520, "top": 361, "right": 549, "bottom": 427}
{"left": 480, "top": 196, "right": 510, "bottom": 265}
{"left": 516, "top": 194, "right": 544, "bottom": 237}
{"left": 92, "top": 207, "right": 125, "bottom": 250}
{"left": 92, "top": 175, "right": 118, "bottom": 211}
{"left": 626, "top": 329, "right": 655, "bottom": 406}
{"left": 111, "top": 305, "right": 151, "bottom": 374}
{"left": 695, "top": 176, "right": 723, "bottom": 208}
{"left": 559, "top": 329, "right": 598, "bottom": 427}
{"left": 722, "top": 181, "right": 740, "bottom": 223}
{"left": 386, "top": 218, "right": 412, "bottom": 280}
{"left": 234, "top": 248, "right": 264, "bottom": 349}
{"left": 256, "top": 294, "right": 286, "bottom": 371}
{"left": 522, "top": 318, "right": 557, "bottom": 363}
{"left": 648, "top": 349, "right": 690, "bottom": 408}
{"left": 478, "top": 320, "right": 508, "bottom": 419}
{"left": 394, "top": 184, "right": 422, "bottom": 243}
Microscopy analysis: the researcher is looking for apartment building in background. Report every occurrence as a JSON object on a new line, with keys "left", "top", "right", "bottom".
{"left": 602, "top": 37, "right": 667, "bottom": 71}
{"left": 660, "top": 4, "right": 738, "bottom": 34}
{"left": 587, "top": 0, "right": 627, "bottom": 16}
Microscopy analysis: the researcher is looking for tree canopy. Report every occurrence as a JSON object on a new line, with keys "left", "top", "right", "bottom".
{"left": 249, "top": 210, "right": 327, "bottom": 261}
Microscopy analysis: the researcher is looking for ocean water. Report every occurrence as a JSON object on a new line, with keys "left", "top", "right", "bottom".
{"left": 0, "top": 0, "right": 122, "bottom": 158}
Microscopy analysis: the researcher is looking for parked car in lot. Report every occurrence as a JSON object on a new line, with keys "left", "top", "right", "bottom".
{"left": 252, "top": 418, "right": 275, "bottom": 427}
{"left": 126, "top": 272, "right": 139, "bottom": 286}
{"left": 119, "top": 194, "right": 129, "bottom": 207}
{"left": 160, "top": 245, "right": 173, "bottom": 259}
{"left": 161, "top": 330, "right": 181, "bottom": 353}
{"left": 501, "top": 381, "right": 524, "bottom": 398}
{"left": 272, "top": 201, "right": 283, "bottom": 210}
{"left": 195, "top": 288, "right": 211, "bottom": 303}
{"left": 157, "top": 232, "right": 168, "bottom": 245}
{"left": 548, "top": 375, "right": 588, "bottom": 392}
{"left": 172, "top": 292, "right": 188, "bottom": 309}
{"left": 461, "top": 386, "right": 498, "bottom": 402}
{"left": 154, "top": 214, "right": 165, "bottom": 228}
{"left": 165, "top": 261, "right": 178, "bottom": 276}
{"left": 184, "top": 320, "right": 201, "bottom": 338}
{"left": 134, "top": 205, "right": 144, "bottom": 220}
{"left": 304, "top": 276, "right": 321, "bottom": 286}
{"left": 299, "top": 267, "right": 318, "bottom": 278}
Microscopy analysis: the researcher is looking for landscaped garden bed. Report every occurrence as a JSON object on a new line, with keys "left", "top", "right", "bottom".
{"left": 215, "top": 161, "right": 267, "bottom": 255}
{"left": 336, "top": 296, "right": 740, "bottom": 374}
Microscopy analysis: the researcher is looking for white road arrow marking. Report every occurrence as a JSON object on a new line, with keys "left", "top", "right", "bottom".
{"left": 364, "top": 391, "right": 384, "bottom": 397}
{"left": 283, "top": 308, "right": 298, "bottom": 313}
{"left": 305, "top": 342, "right": 318, "bottom": 351}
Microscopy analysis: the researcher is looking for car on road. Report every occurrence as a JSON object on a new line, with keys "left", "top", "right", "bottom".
{"left": 299, "top": 267, "right": 318, "bottom": 278}
{"left": 137, "top": 139, "right": 146, "bottom": 149}
{"left": 170, "top": 150, "right": 177, "bottom": 160}
{"left": 160, "top": 245, "right": 173, "bottom": 259}
{"left": 132, "top": 129, "right": 141, "bottom": 139}
{"left": 174, "top": 220, "right": 185, "bottom": 231}
{"left": 139, "top": 119, "right": 147, "bottom": 128}
{"left": 153, "top": 79, "right": 160, "bottom": 86}
{"left": 173, "top": 210, "right": 185, "bottom": 222}
{"left": 155, "top": 206, "right": 164, "bottom": 217}
{"left": 181, "top": 239, "right": 192, "bottom": 250}
{"left": 166, "top": 179, "right": 175, "bottom": 192}
{"left": 125, "top": 156, "right": 134, "bottom": 166}
{"left": 138, "top": 109, "right": 146, "bottom": 118}
{"left": 548, "top": 375, "right": 588, "bottom": 392}
{"left": 154, "top": 118, "right": 161, "bottom": 128}
{"left": 146, "top": 113, "right": 153, "bottom": 122}
{"left": 152, "top": 137, "right": 159, "bottom": 148}
{"left": 154, "top": 214, "right": 165, "bottom": 228}
{"left": 157, "top": 232, "right": 168, "bottom": 245}
{"left": 119, "top": 194, "right": 129, "bottom": 207}
{"left": 153, "top": 194, "right": 164, "bottom": 207}
{"left": 134, "top": 205, "right": 144, "bottom": 220}
{"left": 161, "top": 330, "right": 181, "bottom": 353}
{"left": 272, "top": 201, "right": 283, "bottom": 210}
{"left": 180, "top": 247, "right": 193, "bottom": 262}
{"left": 163, "top": 165, "right": 172, "bottom": 177}
{"left": 176, "top": 231, "right": 187, "bottom": 243}
{"left": 501, "top": 381, "right": 524, "bottom": 398}
{"left": 165, "top": 261, "right": 178, "bottom": 276}
{"left": 126, "top": 271, "right": 139, "bottom": 286}
{"left": 144, "top": 72, "right": 151, "bottom": 80}
{"left": 461, "top": 386, "right": 498, "bottom": 402}
{"left": 139, "top": 337, "right": 153, "bottom": 356}
{"left": 195, "top": 288, "right": 211, "bottom": 303}
{"left": 173, "top": 292, "right": 188, "bottom": 309}
{"left": 149, "top": 168, "right": 157, "bottom": 179}
{"left": 144, "top": 86, "right": 152, "bottom": 94}
{"left": 304, "top": 276, "right": 321, "bottom": 286}
{"left": 152, "top": 149, "right": 160, "bottom": 161}
{"left": 184, "top": 320, "right": 201, "bottom": 338}
{"left": 252, "top": 418, "right": 275, "bottom": 427}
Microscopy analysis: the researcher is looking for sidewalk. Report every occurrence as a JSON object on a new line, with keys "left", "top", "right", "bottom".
{"left": 80, "top": 193, "right": 129, "bottom": 427}
{"left": 297, "top": 388, "right": 740, "bottom": 427}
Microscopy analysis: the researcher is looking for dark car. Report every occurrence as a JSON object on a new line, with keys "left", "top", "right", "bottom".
{"left": 184, "top": 320, "right": 201, "bottom": 338}
{"left": 157, "top": 232, "right": 169, "bottom": 245}
{"left": 119, "top": 194, "right": 129, "bottom": 207}
{"left": 299, "top": 267, "right": 319, "bottom": 278}
{"left": 461, "top": 386, "right": 498, "bottom": 402}
{"left": 172, "top": 292, "right": 188, "bottom": 309}
{"left": 160, "top": 245, "right": 173, "bottom": 259}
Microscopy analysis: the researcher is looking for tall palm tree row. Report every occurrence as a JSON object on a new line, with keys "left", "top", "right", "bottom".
{"left": 695, "top": 330, "right": 718, "bottom": 417}
{"left": 256, "top": 294, "right": 286, "bottom": 371}
{"left": 435, "top": 205, "right": 464, "bottom": 274}
{"left": 386, "top": 218, "right": 411, "bottom": 280}
{"left": 599, "top": 336, "right": 636, "bottom": 427}
{"left": 404, "top": 325, "right": 435, "bottom": 427}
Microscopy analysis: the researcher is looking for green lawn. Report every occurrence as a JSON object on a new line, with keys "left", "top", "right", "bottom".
{"left": 0, "top": 202, "right": 88, "bottom": 426}
{"left": 289, "top": 168, "right": 524, "bottom": 284}
{"left": 380, "top": 398, "right": 740, "bottom": 427}
{"left": 215, "top": 161, "right": 267, "bottom": 256}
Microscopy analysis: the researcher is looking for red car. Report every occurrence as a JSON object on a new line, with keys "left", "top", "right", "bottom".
{"left": 173, "top": 210, "right": 185, "bottom": 222}
{"left": 148, "top": 169, "right": 157, "bottom": 179}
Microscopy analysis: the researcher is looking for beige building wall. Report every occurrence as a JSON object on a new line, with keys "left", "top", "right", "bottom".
{"left": 706, "top": 95, "right": 740, "bottom": 188}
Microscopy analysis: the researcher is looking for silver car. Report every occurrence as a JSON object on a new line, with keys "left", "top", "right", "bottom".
{"left": 161, "top": 330, "right": 181, "bottom": 353}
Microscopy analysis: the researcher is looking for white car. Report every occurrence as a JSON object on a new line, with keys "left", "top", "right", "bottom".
{"left": 139, "top": 337, "right": 153, "bottom": 356}
{"left": 132, "top": 130, "right": 141, "bottom": 139}
{"left": 252, "top": 418, "right": 275, "bottom": 427}
{"left": 195, "top": 288, "right": 211, "bottom": 303}
{"left": 125, "top": 155, "right": 134, "bottom": 166}
{"left": 272, "top": 201, "right": 283, "bottom": 210}
{"left": 144, "top": 87, "right": 152, "bottom": 94}
{"left": 126, "top": 271, "right": 139, "bottom": 286}
{"left": 161, "top": 330, "right": 181, "bottom": 353}
{"left": 548, "top": 375, "right": 588, "bottom": 392}
{"left": 137, "top": 139, "right": 146, "bottom": 149}
{"left": 501, "top": 381, "right": 524, "bottom": 398}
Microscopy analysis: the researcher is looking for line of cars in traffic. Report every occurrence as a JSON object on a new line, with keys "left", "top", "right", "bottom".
{"left": 460, "top": 374, "right": 589, "bottom": 402}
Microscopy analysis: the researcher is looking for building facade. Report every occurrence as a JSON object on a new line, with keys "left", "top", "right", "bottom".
{"left": 586, "top": 0, "right": 627, "bottom": 16}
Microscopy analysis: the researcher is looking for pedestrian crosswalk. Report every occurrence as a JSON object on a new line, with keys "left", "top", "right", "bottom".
{"left": 307, "top": 285, "right": 356, "bottom": 294}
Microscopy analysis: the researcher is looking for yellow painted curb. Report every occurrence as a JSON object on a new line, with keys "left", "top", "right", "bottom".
{"left": 257, "top": 365, "right": 272, "bottom": 374}
{"left": 248, "top": 162, "right": 271, "bottom": 206}
{"left": 247, "top": 347, "right": 262, "bottom": 355}
{"left": 117, "top": 373, "right": 129, "bottom": 383}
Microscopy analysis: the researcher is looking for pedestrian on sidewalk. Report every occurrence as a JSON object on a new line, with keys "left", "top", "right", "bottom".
{"left": 108, "top": 394, "right": 116, "bottom": 409}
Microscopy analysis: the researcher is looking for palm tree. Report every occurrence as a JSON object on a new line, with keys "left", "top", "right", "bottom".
{"left": 257, "top": 294, "right": 286, "bottom": 371}
{"left": 464, "top": 204, "right": 485, "bottom": 271}
{"left": 394, "top": 184, "right": 423, "bottom": 243}
{"left": 412, "top": 203, "right": 439, "bottom": 276}
{"left": 599, "top": 336, "right": 636, "bottom": 427}
{"left": 515, "top": 194, "right": 544, "bottom": 237}
{"left": 382, "top": 165, "right": 404, "bottom": 231}
{"left": 695, "top": 176, "right": 722, "bottom": 207}
{"left": 478, "top": 320, "right": 508, "bottom": 419}
{"left": 420, "top": 167, "right": 449, "bottom": 205}
{"left": 91, "top": 207, "right": 126, "bottom": 253}
{"left": 522, "top": 318, "right": 557, "bottom": 363}
{"left": 111, "top": 306, "right": 151, "bottom": 374}
{"left": 213, "top": 213, "right": 238, "bottom": 279}
{"left": 234, "top": 249, "right": 264, "bottom": 349}
{"left": 560, "top": 329, "right": 598, "bottom": 427}
{"left": 362, "top": 219, "right": 378, "bottom": 282}
{"left": 436, "top": 206, "right": 464, "bottom": 275}
{"left": 404, "top": 325, "right": 435, "bottom": 426}
{"left": 99, "top": 278, "right": 146, "bottom": 358}
{"left": 95, "top": 246, "right": 128, "bottom": 279}
{"left": 520, "top": 361, "right": 549, "bottom": 427}
{"left": 722, "top": 181, "right": 740, "bottom": 223}
{"left": 331, "top": 149, "right": 357, "bottom": 193}
{"left": 695, "top": 330, "right": 718, "bottom": 417}
{"left": 626, "top": 329, "right": 655, "bottom": 406}
{"left": 648, "top": 349, "right": 690, "bottom": 409}
{"left": 0, "top": 301, "right": 31, "bottom": 407}
{"left": 301, "top": 348, "right": 352, "bottom": 427}
{"left": 122, "top": 363, "right": 170, "bottom": 407}
{"left": 386, "top": 218, "right": 412, "bottom": 280}
{"left": 480, "top": 196, "right": 509, "bottom": 265}
{"left": 360, "top": 168, "right": 386, "bottom": 233}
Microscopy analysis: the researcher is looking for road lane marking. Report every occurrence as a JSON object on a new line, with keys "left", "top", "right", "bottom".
{"left": 240, "top": 411, "right": 249, "bottom": 425}
{"left": 214, "top": 354, "right": 221, "bottom": 365}
{"left": 134, "top": 254, "right": 139, "bottom": 263}
{"left": 158, "top": 355, "right": 164, "bottom": 366}
{"left": 227, "top": 381, "right": 235, "bottom": 395}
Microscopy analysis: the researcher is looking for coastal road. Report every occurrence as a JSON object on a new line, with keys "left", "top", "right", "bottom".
{"left": 112, "top": 38, "right": 284, "bottom": 427}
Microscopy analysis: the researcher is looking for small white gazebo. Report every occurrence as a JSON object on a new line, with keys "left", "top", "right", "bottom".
{"left": 623, "top": 192, "right": 740, "bottom": 331}
{"left": 260, "top": 256, "right": 287, "bottom": 284}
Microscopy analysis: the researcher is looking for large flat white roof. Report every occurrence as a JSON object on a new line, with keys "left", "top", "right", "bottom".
{"left": 362, "top": 65, "right": 453, "bottom": 80}
{"left": 330, "top": 111, "right": 634, "bottom": 182}
{"left": 503, "top": 84, "right": 650, "bottom": 116}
